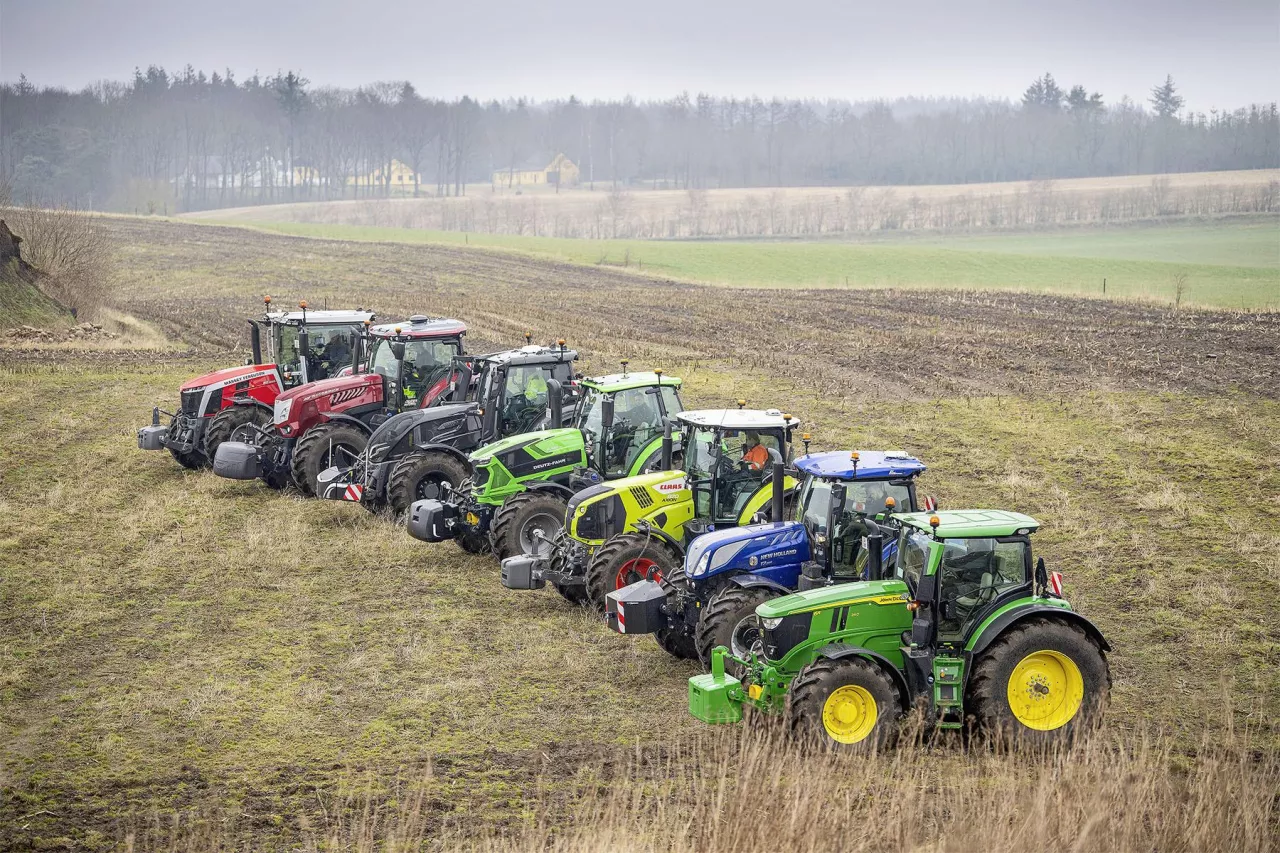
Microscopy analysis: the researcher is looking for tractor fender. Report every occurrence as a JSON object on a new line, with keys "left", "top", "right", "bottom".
{"left": 968, "top": 605, "right": 1112, "bottom": 656}
{"left": 816, "top": 644, "right": 911, "bottom": 710}
{"left": 726, "top": 574, "right": 793, "bottom": 596}
{"left": 229, "top": 397, "right": 273, "bottom": 414}
{"left": 524, "top": 480, "right": 577, "bottom": 501}
{"left": 634, "top": 523, "right": 685, "bottom": 558}
{"left": 320, "top": 412, "right": 375, "bottom": 436}
{"left": 412, "top": 442, "right": 472, "bottom": 468}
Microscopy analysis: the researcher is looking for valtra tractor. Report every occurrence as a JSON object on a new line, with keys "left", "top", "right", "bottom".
{"left": 499, "top": 408, "right": 801, "bottom": 632}
{"left": 315, "top": 338, "right": 584, "bottom": 516}
{"left": 137, "top": 297, "right": 374, "bottom": 469}
{"left": 687, "top": 510, "right": 1111, "bottom": 750}
{"left": 212, "top": 314, "right": 467, "bottom": 494}
{"left": 407, "top": 362, "right": 685, "bottom": 563}
{"left": 605, "top": 450, "right": 933, "bottom": 665}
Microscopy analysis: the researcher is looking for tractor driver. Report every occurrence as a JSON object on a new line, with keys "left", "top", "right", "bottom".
{"left": 740, "top": 431, "right": 770, "bottom": 472}
{"left": 503, "top": 368, "right": 549, "bottom": 434}
{"left": 323, "top": 333, "right": 352, "bottom": 372}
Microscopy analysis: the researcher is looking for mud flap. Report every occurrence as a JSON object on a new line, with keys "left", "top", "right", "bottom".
{"left": 212, "top": 441, "right": 262, "bottom": 480}
{"left": 407, "top": 499, "right": 458, "bottom": 542}
{"left": 137, "top": 425, "right": 167, "bottom": 451}
{"left": 501, "top": 555, "right": 547, "bottom": 590}
{"left": 605, "top": 580, "right": 666, "bottom": 634}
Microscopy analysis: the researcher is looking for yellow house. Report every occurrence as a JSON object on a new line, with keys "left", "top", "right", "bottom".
{"left": 491, "top": 154, "right": 580, "bottom": 189}
{"left": 347, "top": 159, "right": 420, "bottom": 188}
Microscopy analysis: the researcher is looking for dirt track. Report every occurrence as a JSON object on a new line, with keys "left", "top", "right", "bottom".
{"left": 100, "top": 217, "right": 1280, "bottom": 399}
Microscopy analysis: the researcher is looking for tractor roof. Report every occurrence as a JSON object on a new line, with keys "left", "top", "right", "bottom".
{"left": 265, "top": 309, "right": 375, "bottom": 325}
{"left": 369, "top": 315, "right": 467, "bottom": 339}
{"left": 897, "top": 509, "right": 1040, "bottom": 538}
{"left": 473, "top": 344, "right": 578, "bottom": 366}
{"left": 583, "top": 371, "right": 681, "bottom": 392}
{"left": 676, "top": 409, "right": 798, "bottom": 431}
{"left": 796, "top": 450, "right": 926, "bottom": 480}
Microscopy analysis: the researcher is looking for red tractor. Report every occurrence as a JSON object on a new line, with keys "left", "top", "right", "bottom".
{"left": 137, "top": 297, "right": 375, "bottom": 469}
{"left": 212, "top": 314, "right": 468, "bottom": 494}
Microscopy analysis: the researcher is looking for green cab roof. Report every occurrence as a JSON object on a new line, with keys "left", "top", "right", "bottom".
{"left": 582, "top": 371, "right": 681, "bottom": 392}
{"left": 896, "top": 509, "right": 1040, "bottom": 538}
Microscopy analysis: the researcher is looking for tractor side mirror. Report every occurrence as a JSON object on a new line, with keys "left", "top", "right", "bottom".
{"left": 298, "top": 329, "right": 311, "bottom": 357}
{"left": 390, "top": 341, "right": 406, "bottom": 361}
{"left": 601, "top": 396, "right": 615, "bottom": 430}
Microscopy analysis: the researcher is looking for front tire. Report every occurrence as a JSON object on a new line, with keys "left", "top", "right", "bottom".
{"left": 652, "top": 559, "right": 699, "bottom": 659}
{"left": 489, "top": 491, "right": 569, "bottom": 562}
{"left": 586, "top": 531, "right": 682, "bottom": 613}
{"left": 291, "top": 422, "right": 368, "bottom": 496}
{"left": 789, "top": 657, "right": 900, "bottom": 752}
{"left": 204, "top": 405, "right": 271, "bottom": 462}
{"left": 967, "top": 618, "right": 1110, "bottom": 746}
{"left": 387, "top": 451, "right": 470, "bottom": 515}
{"left": 695, "top": 585, "right": 779, "bottom": 670}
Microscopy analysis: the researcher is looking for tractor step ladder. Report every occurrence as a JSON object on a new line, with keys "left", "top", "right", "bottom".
{"left": 932, "top": 654, "right": 965, "bottom": 730}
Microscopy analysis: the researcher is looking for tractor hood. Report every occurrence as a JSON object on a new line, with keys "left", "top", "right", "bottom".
{"left": 685, "top": 521, "right": 811, "bottom": 581}
{"left": 471, "top": 427, "right": 576, "bottom": 463}
{"left": 756, "top": 578, "right": 910, "bottom": 620}
{"left": 181, "top": 363, "right": 276, "bottom": 392}
{"left": 276, "top": 372, "right": 377, "bottom": 405}
{"left": 365, "top": 402, "right": 478, "bottom": 463}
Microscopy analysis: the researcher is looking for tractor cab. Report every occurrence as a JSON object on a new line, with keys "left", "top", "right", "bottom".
{"left": 575, "top": 365, "right": 684, "bottom": 478}
{"left": 362, "top": 316, "right": 468, "bottom": 412}
{"left": 251, "top": 302, "right": 374, "bottom": 385}
{"left": 456, "top": 340, "right": 581, "bottom": 440}
{"left": 678, "top": 408, "right": 798, "bottom": 529}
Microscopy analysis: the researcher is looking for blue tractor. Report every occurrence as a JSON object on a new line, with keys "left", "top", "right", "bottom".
{"left": 605, "top": 450, "right": 932, "bottom": 664}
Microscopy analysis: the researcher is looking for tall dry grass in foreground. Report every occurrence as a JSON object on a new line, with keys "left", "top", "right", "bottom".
{"left": 125, "top": 720, "right": 1277, "bottom": 853}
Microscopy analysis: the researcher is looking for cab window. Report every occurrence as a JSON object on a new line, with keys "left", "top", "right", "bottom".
{"left": 601, "top": 387, "right": 666, "bottom": 476}
{"left": 937, "top": 537, "right": 1029, "bottom": 638}
{"left": 895, "top": 529, "right": 932, "bottom": 590}
{"left": 499, "top": 365, "right": 555, "bottom": 437}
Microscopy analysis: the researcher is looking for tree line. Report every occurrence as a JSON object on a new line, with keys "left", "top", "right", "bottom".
{"left": 0, "top": 66, "right": 1275, "bottom": 212}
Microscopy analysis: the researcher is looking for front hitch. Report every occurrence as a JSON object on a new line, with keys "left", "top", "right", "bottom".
{"left": 318, "top": 465, "right": 360, "bottom": 501}
{"left": 688, "top": 647, "right": 746, "bottom": 724}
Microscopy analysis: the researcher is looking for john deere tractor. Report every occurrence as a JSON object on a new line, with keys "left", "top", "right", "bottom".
{"left": 406, "top": 363, "right": 684, "bottom": 562}
{"left": 212, "top": 314, "right": 467, "bottom": 494}
{"left": 500, "top": 408, "right": 801, "bottom": 630}
{"left": 686, "top": 510, "right": 1111, "bottom": 749}
{"left": 137, "top": 297, "right": 374, "bottom": 469}
{"left": 605, "top": 450, "right": 932, "bottom": 665}
{"left": 315, "top": 340, "right": 583, "bottom": 515}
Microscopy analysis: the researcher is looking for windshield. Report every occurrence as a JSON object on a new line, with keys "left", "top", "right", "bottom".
{"left": 896, "top": 529, "right": 933, "bottom": 589}
{"left": 498, "top": 364, "right": 556, "bottom": 437}
{"left": 275, "top": 323, "right": 362, "bottom": 381}
{"left": 368, "top": 337, "right": 461, "bottom": 406}
{"left": 600, "top": 387, "right": 667, "bottom": 476}
{"left": 578, "top": 388, "right": 605, "bottom": 438}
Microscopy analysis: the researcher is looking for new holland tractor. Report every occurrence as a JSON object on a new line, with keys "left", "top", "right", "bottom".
{"left": 685, "top": 510, "right": 1111, "bottom": 749}
{"left": 406, "top": 363, "right": 685, "bottom": 562}
{"left": 137, "top": 297, "right": 374, "bottom": 469}
{"left": 605, "top": 450, "right": 932, "bottom": 665}
{"left": 212, "top": 314, "right": 467, "bottom": 494}
{"left": 499, "top": 408, "right": 801, "bottom": 629}
{"left": 315, "top": 340, "right": 584, "bottom": 516}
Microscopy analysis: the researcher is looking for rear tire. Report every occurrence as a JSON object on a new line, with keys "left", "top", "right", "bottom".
{"left": 653, "top": 560, "right": 699, "bottom": 659}
{"left": 387, "top": 451, "right": 469, "bottom": 515}
{"left": 695, "top": 585, "right": 779, "bottom": 670}
{"left": 291, "top": 422, "right": 368, "bottom": 496}
{"left": 204, "top": 405, "right": 271, "bottom": 461}
{"left": 967, "top": 618, "right": 1110, "bottom": 747}
{"left": 489, "top": 491, "right": 569, "bottom": 562}
{"left": 586, "top": 531, "right": 682, "bottom": 613}
{"left": 789, "top": 657, "right": 899, "bottom": 752}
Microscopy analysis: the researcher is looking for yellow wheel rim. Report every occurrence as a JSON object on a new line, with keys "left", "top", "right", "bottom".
{"left": 822, "top": 684, "right": 878, "bottom": 744}
{"left": 1007, "top": 650, "right": 1084, "bottom": 731}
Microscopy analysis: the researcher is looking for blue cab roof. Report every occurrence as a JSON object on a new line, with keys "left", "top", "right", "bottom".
{"left": 795, "top": 450, "right": 926, "bottom": 481}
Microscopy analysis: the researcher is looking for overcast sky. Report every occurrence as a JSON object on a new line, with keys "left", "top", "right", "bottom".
{"left": 1, "top": 0, "right": 1276, "bottom": 110}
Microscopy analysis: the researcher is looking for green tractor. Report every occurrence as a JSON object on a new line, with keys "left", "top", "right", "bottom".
{"left": 689, "top": 510, "right": 1111, "bottom": 749}
{"left": 407, "top": 364, "right": 684, "bottom": 561}
{"left": 500, "top": 408, "right": 801, "bottom": 622}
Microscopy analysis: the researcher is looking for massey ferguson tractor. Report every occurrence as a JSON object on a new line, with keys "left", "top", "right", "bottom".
{"left": 604, "top": 450, "right": 932, "bottom": 664}
{"left": 136, "top": 297, "right": 374, "bottom": 469}
{"left": 498, "top": 408, "right": 802, "bottom": 639}
{"left": 315, "top": 340, "right": 584, "bottom": 515}
{"left": 684, "top": 510, "right": 1111, "bottom": 750}
{"left": 406, "top": 363, "right": 685, "bottom": 563}
{"left": 212, "top": 314, "right": 467, "bottom": 494}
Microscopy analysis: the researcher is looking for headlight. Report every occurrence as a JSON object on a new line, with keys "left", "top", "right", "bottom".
{"left": 691, "top": 550, "right": 711, "bottom": 577}
{"left": 273, "top": 397, "right": 293, "bottom": 424}
{"left": 761, "top": 616, "right": 783, "bottom": 630}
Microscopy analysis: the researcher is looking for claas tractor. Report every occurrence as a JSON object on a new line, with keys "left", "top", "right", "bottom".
{"left": 687, "top": 510, "right": 1111, "bottom": 749}
{"left": 499, "top": 408, "right": 801, "bottom": 631}
{"left": 605, "top": 450, "right": 932, "bottom": 665}
{"left": 315, "top": 339, "right": 583, "bottom": 516}
{"left": 137, "top": 297, "right": 374, "bottom": 469}
{"left": 212, "top": 314, "right": 467, "bottom": 494}
{"left": 406, "top": 362, "right": 684, "bottom": 562}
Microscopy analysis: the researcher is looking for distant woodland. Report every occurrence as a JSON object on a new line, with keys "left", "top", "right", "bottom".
{"left": 1, "top": 67, "right": 1276, "bottom": 213}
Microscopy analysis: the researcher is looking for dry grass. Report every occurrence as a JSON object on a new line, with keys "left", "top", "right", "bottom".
{"left": 1, "top": 204, "right": 118, "bottom": 320}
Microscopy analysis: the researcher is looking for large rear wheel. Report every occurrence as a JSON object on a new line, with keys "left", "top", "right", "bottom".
{"left": 387, "top": 451, "right": 469, "bottom": 515}
{"left": 489, "top": 491, "right": 569, "bottom": 562}
{"left": 967, "top": 618, "right": 1109, "bottom": 746}
{"left": 204, "top": 405, "right": 271, "bottom": 462}
{"left": 695, "top": 585, "right": 779, "bottom": 670}
{"left": 291, "top": 422, "right": 368, "bottom": 496}
{"left": 789, "top": 657, "right": 899, "bottom": 752}
{"left": 585, "top": 531, "right": 681, "bottom": 613}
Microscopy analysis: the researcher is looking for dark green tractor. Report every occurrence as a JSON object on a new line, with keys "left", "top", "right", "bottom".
{"left": 689, "top": 510, "right": 1111, "bottom": 749}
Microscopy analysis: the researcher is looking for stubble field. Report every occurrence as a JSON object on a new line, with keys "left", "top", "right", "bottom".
{"left": 1, "top": 217, "right": 1278, "bottom": 850}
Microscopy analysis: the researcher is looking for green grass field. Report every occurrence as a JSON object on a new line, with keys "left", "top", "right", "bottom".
{"left": 211, "top": 217, "right": 1280, "bottom": 310}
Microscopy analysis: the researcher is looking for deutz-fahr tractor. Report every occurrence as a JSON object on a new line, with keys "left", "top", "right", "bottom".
{"left": 137, "top": 297, "right": 373, "bottom": 469}
{"left": 605, "top": 450, "right": 932, "bottom": 665}
{"left": 212, "top": 314, "right": 467, "bottom": 494}
{"left": 406, "top": 362, "right": 685, "bottom": 562}
{"left": 315, "top": 340, "right": 583, "bottom": 517}
{"left": 500, "top": 408, "right": 801, "bottom": 628}
{"left": 687, "top": 510, "right": 1111, "bottom": 749}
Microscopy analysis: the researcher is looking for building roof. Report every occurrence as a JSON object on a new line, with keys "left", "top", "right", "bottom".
{"left": 265, "top": 309, "right": 375, "bottom": 326}
{"left": 676, "top": 409, "right": 798, "bottom": 431}
{"left": 369, "top": 316, "right": 468, "bottom": 339}
{"left": 583, "top": 371, "right": 682, "bottom": 392}
{"left": 897, "top": 509, "right": 1040, "bottom": 538}
{"left": 794, "top": 450, "right": 926, "bottom": 481}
